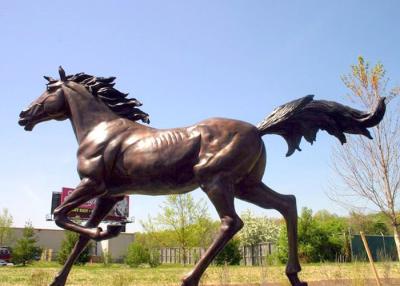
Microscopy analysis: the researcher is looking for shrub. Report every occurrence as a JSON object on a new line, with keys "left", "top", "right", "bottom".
{"left": 277, "top": 208, "right": 346, "bottom": 263}
{"left": 148, "top": 248, "right": 160, "bottom": 267}
{"left": 214, "top": 239, "right": 241, "bottom": 265}
{"left": 125, "top": 242, "right": 150, "bottom": 267}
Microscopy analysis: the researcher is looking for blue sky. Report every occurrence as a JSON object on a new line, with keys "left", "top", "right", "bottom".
{"left": 1, "top": 1, "right": 399, "bottom": 232}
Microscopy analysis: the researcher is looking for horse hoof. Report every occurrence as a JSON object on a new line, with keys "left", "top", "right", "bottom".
{"left": 287, "top": 273, "right": 307, "bottom": 286}
{"left": 181, "top": 280, "right": 199, "bottom": 286}
{"left": 181, "top": 274, "right": 199, "bottom": 286}
{"left": 92, "top": 225, "right": 123, "bottom": 241}
{"left": 106, "top": 224, "right": 123, "bottom": 236}
{"left": 49, "top": 277, "right": 66, "bottom": 286}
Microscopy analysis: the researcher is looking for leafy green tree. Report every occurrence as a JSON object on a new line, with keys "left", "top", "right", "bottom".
{"left": 314, "top": 210, "right": 349, "bottom": 260}
{"left": 214, "top": 238, "right": 241, "bottom": 265}
{"left": 189, "top": 216, "right": 219, "bottom": 249}
{"left": 0, "top": 208, "right": 13, "bottom": 246}
{"left": 135, "top": 229, "right": 175, "bottom": 248}
{"left": 57, "top": 231, "right": 91, "bottom": 265}
{"left": 348, "top": 211, "right": 390, "bottom": 235}
{"left": 238, "top": 210, "right": 280, "bottom": 246}
{"left": 141, "top": 194, "right": 216, "bottom": 264}
{"left": 12, "top": 221, "right": 41, "bottom": 266}
{"left": 237, "top": 210, "right": 280, "bottom": 266}
{"left": 297, "top": 207, "right": 323, "bottom": 262}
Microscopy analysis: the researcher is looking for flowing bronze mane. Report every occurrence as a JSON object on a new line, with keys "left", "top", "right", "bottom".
{"left": 46, "top": 72, "right": 150, "bottom": 123}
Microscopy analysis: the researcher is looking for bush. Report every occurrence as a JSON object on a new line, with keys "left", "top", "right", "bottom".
{"left": 125, "top": 242, "right": 151, "bottom": 267}
{"left": 277, "top": 208, "right": 347, "bottom": 263}
{"left": 57, "top": 231, "right": 91, "bottom": 265}
{"left": 149, "top": 248, "right": 161, "bottom": 267}
{"left": 214, "top": 239, "right": 241, "bottom": 265}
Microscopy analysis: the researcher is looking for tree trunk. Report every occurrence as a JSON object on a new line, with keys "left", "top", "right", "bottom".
{"left": 393, "top": 225, "right": 400, "bottom": 261}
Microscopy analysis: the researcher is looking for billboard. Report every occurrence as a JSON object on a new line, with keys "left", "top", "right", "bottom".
{"left": 51, "top": 187, "right": 129, "bottom": 222}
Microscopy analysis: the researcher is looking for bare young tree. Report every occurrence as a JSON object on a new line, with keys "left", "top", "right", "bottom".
{"left": 330, "top": 56, "right": 400, "bottom": 259}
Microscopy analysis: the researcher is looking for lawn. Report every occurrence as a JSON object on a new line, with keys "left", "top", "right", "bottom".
{"left": 0, "top": 262, "right": 399, "bottom": 286}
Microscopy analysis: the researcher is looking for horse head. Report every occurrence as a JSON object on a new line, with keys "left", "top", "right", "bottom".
{"left": 19, "top": 66, "right": 69, "bottom": 131}
{"left": 19, "top": 67, "right": 150, "bottom": 132}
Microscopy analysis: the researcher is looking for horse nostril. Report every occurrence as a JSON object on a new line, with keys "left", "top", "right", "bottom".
{"left": 19, "top": 108, "right": 30, "bottom": 117}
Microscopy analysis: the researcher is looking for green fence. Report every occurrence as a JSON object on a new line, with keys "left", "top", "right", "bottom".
{"left": 351, "top": 234, "right": 397, "bottom": 261}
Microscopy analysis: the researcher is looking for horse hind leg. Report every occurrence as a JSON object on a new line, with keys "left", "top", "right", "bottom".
{"left": 181, "top": 176, "right": 243, "bottom": 286}
{"left": 49, "top": 196, "right": 123, "bottom": 286}
{"left": 235, "top": 182, "right": 307, "bottom": 286}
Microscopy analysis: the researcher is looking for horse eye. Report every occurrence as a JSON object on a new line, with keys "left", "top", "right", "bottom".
{"left": 47, "top": 85, "right": 57, "bottom": 92}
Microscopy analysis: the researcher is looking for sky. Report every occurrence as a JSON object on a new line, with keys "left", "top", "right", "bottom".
{"left": 1, "top": 1, "right": 399, "bottom": 233}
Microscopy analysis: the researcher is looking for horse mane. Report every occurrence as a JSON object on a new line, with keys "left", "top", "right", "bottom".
{"left": 53, "top": 73, "right": 150, "bottom": 123}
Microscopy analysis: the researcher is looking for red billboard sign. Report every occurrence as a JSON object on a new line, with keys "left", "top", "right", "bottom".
{"left": 59, "top": 187, "right": 129, "bottom": 222}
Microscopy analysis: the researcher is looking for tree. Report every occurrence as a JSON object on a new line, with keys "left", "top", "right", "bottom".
{"left": 141, "top": 194, "right": 215, "bottom": 264}
{"left": 57, "top": 231, "right": 91, "bottom": 265}
{"left": 135, "top": 229, "right": 176, "bottom": 248}
{"left": 348, "top": 211, "right": 390, "bottom": 235}
{"left": 0, "top": 208, "right": 13, "bottom": 246}
{"left": 330, "top": 56, "right": 400, "bottom": 260}
{"left": 238, "top": 210, "right": 280, "bottom": 246}
{"left": 12, "top": 221, "right": 41, "bottom": 266}
{"left": 238, "top": 210, "right": 280, "bottom": 265}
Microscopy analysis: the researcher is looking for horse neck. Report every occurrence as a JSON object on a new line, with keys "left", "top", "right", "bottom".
{"left": 63, "top": 83, "right": 119, "bottom": 143}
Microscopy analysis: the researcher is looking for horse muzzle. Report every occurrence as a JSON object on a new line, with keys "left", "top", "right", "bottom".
{"left": 18, "top": 116, "right": 35, "bottom": 131}
{"left": 18, "top": 104, "right": 45, "bottom": 131}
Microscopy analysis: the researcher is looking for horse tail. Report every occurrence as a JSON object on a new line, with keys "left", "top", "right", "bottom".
{"left": 257, "top": 95, "right": 386, "bottom": 157}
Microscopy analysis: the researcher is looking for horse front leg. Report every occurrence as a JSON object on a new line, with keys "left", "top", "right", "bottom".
{"left": 53, "top": 178, "right": 110, "bottom": 240}
{"left": 50, "top": 196, "right": 123, "bottom": 286}
{"left": 182, "top": 177, "right": 243, "bottom": 286}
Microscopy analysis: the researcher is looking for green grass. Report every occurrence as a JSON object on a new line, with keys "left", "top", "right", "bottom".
{"left": 0, "top": 261, "right": 399, "bottom": 285}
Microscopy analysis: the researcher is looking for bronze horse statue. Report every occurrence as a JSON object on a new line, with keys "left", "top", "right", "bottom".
{"left": 18, "top": 67, "right": 385, "bottom": 286}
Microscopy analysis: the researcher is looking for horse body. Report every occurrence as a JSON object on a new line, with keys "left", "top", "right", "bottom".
{"left": 19, "top": 67, "right": 386, "bottom": 286}
{"left": 79, "top": 115, "right": 264, "bottom": 197}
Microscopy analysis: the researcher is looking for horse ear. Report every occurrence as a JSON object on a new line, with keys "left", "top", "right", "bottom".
{"left": 43, "top": 76, "right": 55, "bottom": 82}
{"left": 59, "top": 66, "right": 67, "bottom": 81}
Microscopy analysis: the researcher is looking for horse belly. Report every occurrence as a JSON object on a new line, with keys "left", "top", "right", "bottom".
{"left": 110, "top": 132, "right": 201, "bottom": 195}
{"left": 108, "top": 163, "right": 198, "bottom": 196}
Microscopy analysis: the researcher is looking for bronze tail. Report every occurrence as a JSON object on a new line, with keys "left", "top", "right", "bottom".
{"left": 257, "top": 95, "right": 386, "bottom": 156}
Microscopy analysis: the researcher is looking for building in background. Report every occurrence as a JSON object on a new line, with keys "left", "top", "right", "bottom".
{"left": 8, "top": 227, "right": 135, "bottom": 262}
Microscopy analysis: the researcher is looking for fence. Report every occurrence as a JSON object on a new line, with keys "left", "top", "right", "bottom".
{"left": 159, "top": 247, "right": 207, "bottom": 265}
{"left": 241, "top": 242, "right": 276, "bottom": 266}
{"left": 351, "top": 234, "right": 397, "bottom": 261}
{"left": 159, "top": 242, "right": 276, "bottom": 265}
